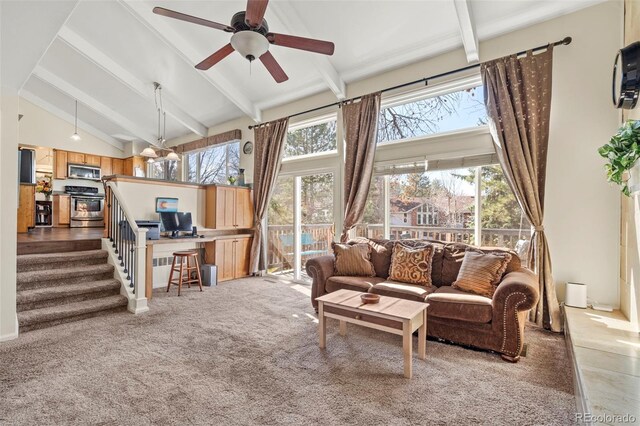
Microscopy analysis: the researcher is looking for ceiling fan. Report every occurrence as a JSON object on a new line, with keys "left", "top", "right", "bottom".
{"left": 153, "top": 0, "right": 335, "bottom": 83}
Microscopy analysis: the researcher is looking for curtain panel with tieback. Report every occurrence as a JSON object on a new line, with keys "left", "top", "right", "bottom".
{"left": 481, "top": 45, "right": 561, "bottom": 332}
{"left": 341, "top": 92, "right": 382, "bottom": 242}
{"left": 249, "top": 118, "right": 289, "bottom": 274}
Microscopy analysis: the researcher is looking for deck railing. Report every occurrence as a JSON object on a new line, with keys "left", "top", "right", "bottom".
{"left": 267, "top": 223, "right": 529, "bottom": 272}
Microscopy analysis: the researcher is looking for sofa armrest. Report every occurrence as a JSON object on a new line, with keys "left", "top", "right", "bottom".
{"left": 492, "top": 268, "right": 540, "bottom": 358}
{"left": 306, "top": 255, "right": 335, "bottom": 310}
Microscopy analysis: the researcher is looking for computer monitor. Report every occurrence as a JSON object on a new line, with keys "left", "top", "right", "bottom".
{"left": 177, "top": 212, "right": 193, "bottom": 232}
{"left": 159, "top": 212, "right": 193, "bottom": 237}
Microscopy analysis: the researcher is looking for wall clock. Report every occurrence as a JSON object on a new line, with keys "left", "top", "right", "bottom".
{"left": 613, "top": 41, "right": 640, "bottom": 109}
{"left": 243, "top": 141, "right": 253, "bottom": 154}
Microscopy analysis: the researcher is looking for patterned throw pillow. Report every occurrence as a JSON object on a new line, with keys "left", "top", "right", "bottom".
{"left": 452, "top": 250, "right": 512, "bottom": 298}
{"left": 388, "top": 243, "right": 434, "bottom": 286}
{"left": 332, "top": 243, "right": 376, "bottom": 277}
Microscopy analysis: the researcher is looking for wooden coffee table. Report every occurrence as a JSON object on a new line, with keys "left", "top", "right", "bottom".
{"left": 316, "top": 289, "right": 428, "bottom": 379}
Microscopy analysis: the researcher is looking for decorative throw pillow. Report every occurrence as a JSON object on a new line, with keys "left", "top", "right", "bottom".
{"left": 332, "top": 243, "right": 376, "bottom": 277}
{"left": 388, "top": 243, "right": 434, "bottom": 286}
{"left": 452, "top": 250, "right": 512, "bottom": 298}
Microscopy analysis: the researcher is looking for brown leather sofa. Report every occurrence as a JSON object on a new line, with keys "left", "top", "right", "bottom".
{"left": 306, "top": 238, "right": 539, "bottom": 362}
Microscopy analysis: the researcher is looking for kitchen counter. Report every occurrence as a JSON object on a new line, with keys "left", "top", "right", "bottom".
{"left": 103, "top": 174, "right": 251, "bottom": 189}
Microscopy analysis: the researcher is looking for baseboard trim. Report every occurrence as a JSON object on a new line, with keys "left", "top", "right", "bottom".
{"left": 0, "top": 316, "right": 19, "bottom": 342}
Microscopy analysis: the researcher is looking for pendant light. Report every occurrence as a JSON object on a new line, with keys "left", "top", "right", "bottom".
{"left": 141, "top": 146, "right": 158, "bottom": 158}
{"left": 70, "top": 100, "right": 81, "bottom": 141}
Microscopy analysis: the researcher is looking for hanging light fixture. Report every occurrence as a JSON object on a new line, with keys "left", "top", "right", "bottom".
{"left": 70, "top": 100, "right": 81, "bottom": 141}
{"left": 141, "top": 146, "right": 158, "bottom": 158}
{"left": 166, "top": 151, "right": 180, "bottom": 161}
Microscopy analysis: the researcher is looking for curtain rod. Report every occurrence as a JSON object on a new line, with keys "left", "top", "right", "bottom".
{"left": 248, "top": 36, "right": 571, "bottom": 130}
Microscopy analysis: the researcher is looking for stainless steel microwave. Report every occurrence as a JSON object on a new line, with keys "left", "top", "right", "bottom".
{"left": 68, "top": 164, "right": 101, "bottom": 181}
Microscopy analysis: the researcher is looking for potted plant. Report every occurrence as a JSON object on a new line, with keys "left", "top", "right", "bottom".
{"left": 598, "top": 120, "right": 640, "bottom": 196}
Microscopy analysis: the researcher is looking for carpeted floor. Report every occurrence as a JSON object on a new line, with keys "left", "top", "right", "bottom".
{"left": 0, "top": 277, "right": 575, "bottom": 425}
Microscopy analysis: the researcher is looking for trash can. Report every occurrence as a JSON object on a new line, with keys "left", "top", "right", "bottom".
{"left": 201, "top": 264, "right": 217, "bottom": 287}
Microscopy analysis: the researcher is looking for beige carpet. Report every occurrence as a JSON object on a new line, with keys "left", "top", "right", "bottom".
{"left": 0, "top": 277, "right": 574, "bottom": 425}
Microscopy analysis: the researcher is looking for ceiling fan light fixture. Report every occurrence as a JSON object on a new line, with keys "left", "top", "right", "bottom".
{"left": 231, "top": 31, "right": 269, "bottom": 61}
{"left": 141, "top": 146, "right": 158, "bottom": 158}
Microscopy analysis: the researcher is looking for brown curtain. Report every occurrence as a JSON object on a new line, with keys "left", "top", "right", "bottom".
{"left": 341, "top": 92, "right": 381, "bottom": 242}
{"left": 249, "top": 118, "right": 289, "bottom": 274}
{"left": 481, "top": 46, "right": 561, "bottom": 332}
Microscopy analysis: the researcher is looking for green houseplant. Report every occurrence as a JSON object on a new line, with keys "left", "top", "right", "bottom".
{"left": 599, "top": 120, "right": 640, "bottom": 196}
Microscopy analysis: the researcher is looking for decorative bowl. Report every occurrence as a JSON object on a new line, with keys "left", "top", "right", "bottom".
{"left": 360, "top": 293, "right": 380, "bottom": 304}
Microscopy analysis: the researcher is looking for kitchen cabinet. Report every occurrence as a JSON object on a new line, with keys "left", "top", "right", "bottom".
{"left": 111, "top": 158, "right": 124, "bottom": 175}
{"left": 54, "top": 150, "right": 68, "bottom": 179}
{"left": 17, "top": 184, "right": 36, "bottom": 233}
{"left": 67, "top": 152, "right": 85, "bottom": 165}
{"left": 100, "top": 156, "right": 112, "bottom": 176}
{"left": 205, "top": 186, "right": 254, "bottom": 230}
{"left": 85, "top": 155, "right": 101, "bottom": 167}
{"left": 211, "top": 236, "right": 252, "bottom": 282}
{"left": 123, "top": 156, "right": 145, "bottom": 176}
{"left": 53, "top": 194, "right": 71, "bottom": 227}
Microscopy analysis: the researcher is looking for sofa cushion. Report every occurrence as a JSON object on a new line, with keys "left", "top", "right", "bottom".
{"left": 388, "top": 243, "right": 434, "bottom": 286}
{"left": 426, "top": 286, "right": 493, "bottom": 324}
{"left": 452, "top": 250, "right": 512, "bottom": 297}
{"left": 441, "top": 243, "right": 521, "bottom": 285}
{"left": 332, "top": 242, "right": 376, "bottom": 277}
{"left": 325, "top": 276, "right": 385, "bottom": 293}
{"left": 370, "top": 281, "right": 436, "bottom": 302}
{"left": 349, "top": 237, "right": 394, "bottom": 278}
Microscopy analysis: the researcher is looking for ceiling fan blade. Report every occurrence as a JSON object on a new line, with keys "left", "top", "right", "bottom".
{"left": 195, "top": 44, "right": 235, "bottom": 70}
{"left": 245, "top": 0, "right": 269, "bottom": 28}
{"left": 153, "top": 7, "right": 234, "bottom": 32}
{"left": 266, "top": 33, "right": 334, "bottom": 55}
{"left": 259, "top": 51, "right": 288, "bottom": 83}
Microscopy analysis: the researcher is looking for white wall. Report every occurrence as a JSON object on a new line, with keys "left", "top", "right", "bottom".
{"left": 170, "top": 2, "right": 623, "bottom": 308}
{"left": 114, "top": 180, "right": 206, "bottom": 229}
{"left": 18, "top": 99, "right": 124, "bottom": 158}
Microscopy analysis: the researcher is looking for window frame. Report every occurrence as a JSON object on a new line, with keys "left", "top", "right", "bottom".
{"left": 183, "top": 140, "right": 241, "bottom": 185}
{"left": 377, "top": 75, "right": 486, "bottom": 145}
{"left": 283, "top": 113, "right": 339, "bottom": 160}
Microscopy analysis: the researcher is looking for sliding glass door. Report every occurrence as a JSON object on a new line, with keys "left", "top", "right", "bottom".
{"left": 267, "top": 171, "right": 335, "bottom": 282}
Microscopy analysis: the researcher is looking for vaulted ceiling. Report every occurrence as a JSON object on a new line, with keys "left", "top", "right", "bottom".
{"left": 11, "top": 0, "right": 605, "bottom": 150}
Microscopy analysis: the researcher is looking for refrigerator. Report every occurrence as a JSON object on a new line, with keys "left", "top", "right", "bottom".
{"left": 19, "top": 148, "right": 36, "bottom": 184}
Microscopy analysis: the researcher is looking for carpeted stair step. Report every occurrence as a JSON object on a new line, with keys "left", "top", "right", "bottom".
{"left": 17, "top": 279, "right": 121, "bottom": 312}
{"left": 16, "top": 249, "right": 109, "bottom": 273}
{"left": 18, "top": 295, "right": 128, "bottom": 332}
{"left": 17, "top": 264, "right": 115, "bottom": 291}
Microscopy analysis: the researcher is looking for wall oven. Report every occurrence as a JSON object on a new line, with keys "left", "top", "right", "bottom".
{"left": 65, "top": 186, "right": 105, "bottom": 228}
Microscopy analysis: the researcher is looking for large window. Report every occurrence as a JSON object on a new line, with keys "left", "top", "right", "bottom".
{"left": 356, "top": 165, "right": 529, "bottom": 249}
{"left": 377, "top": 85, "right": 487, "bottom": 144}
{"left": 147, "top": 158, "right": 178, "bottom": 181}
{"left": 186, "top": 142, "right": 240, "bottom": 184}
{"left": 284, "top": 117, "right": 337, "bottom": 158}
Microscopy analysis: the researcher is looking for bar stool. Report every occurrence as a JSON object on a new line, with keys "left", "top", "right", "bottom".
{"left": 166, "top": 251, "right": 203, "bottom": 296}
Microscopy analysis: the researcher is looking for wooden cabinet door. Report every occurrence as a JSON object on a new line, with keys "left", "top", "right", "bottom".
{"left": 17, "top": 184, "right": 35, "bottom": 233}
{"left": 85, "top": 154, "right": 101, "bottom": 166}
{"left": 233, "top": 237, "right": 252, "bottom": 279}
{"left": 100, "top": 157, "right": 112, "bottom": 176}
{"left": 67, "top": 152, "right": 85, "bottom": 164}
{"left": 215, "top": 239, "right": 236, "bottom": 282}
{"left": 54, "top": 150, "right": 68, "bottom": 179}
{"left": 215, "top": 186, "right": 237, "bottom": 229}
{"left": 112, "top": 158, "right": 124, "bottom": 175}
{"left": 53, "top": 195, "right": 70, "bottom": 227}
{"left": 235, "top": 188, "right": 254, "bottom": 229}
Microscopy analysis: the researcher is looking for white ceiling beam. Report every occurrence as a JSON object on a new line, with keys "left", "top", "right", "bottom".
{"left": 32, "top": 66, "right": 157, "bottom": 144}
{"left": 118, "top": 0, "right": 261, "bottom": 123}
{"left": 21, "top": 89, "right": 125, "bottom": 152}
{"left": 267, "top": 2, "right": 346, "bottom": 99}
{"left": 56, "top": 26, "right": 208, "bottom": 137}
{"left": 453, "top": 0, "right": 479, "bottom": 63}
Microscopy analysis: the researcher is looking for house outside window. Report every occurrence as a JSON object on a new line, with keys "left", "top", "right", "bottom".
{"left": 417, "top": 203, "right": 438, "bottom": 226}
{"left": 185, "top": 141, "right": 240, "bottom": 184}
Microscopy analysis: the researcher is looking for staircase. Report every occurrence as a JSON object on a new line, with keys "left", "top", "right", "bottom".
{"left": 16, "top": 249, "right": 128, "bottom": 332}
